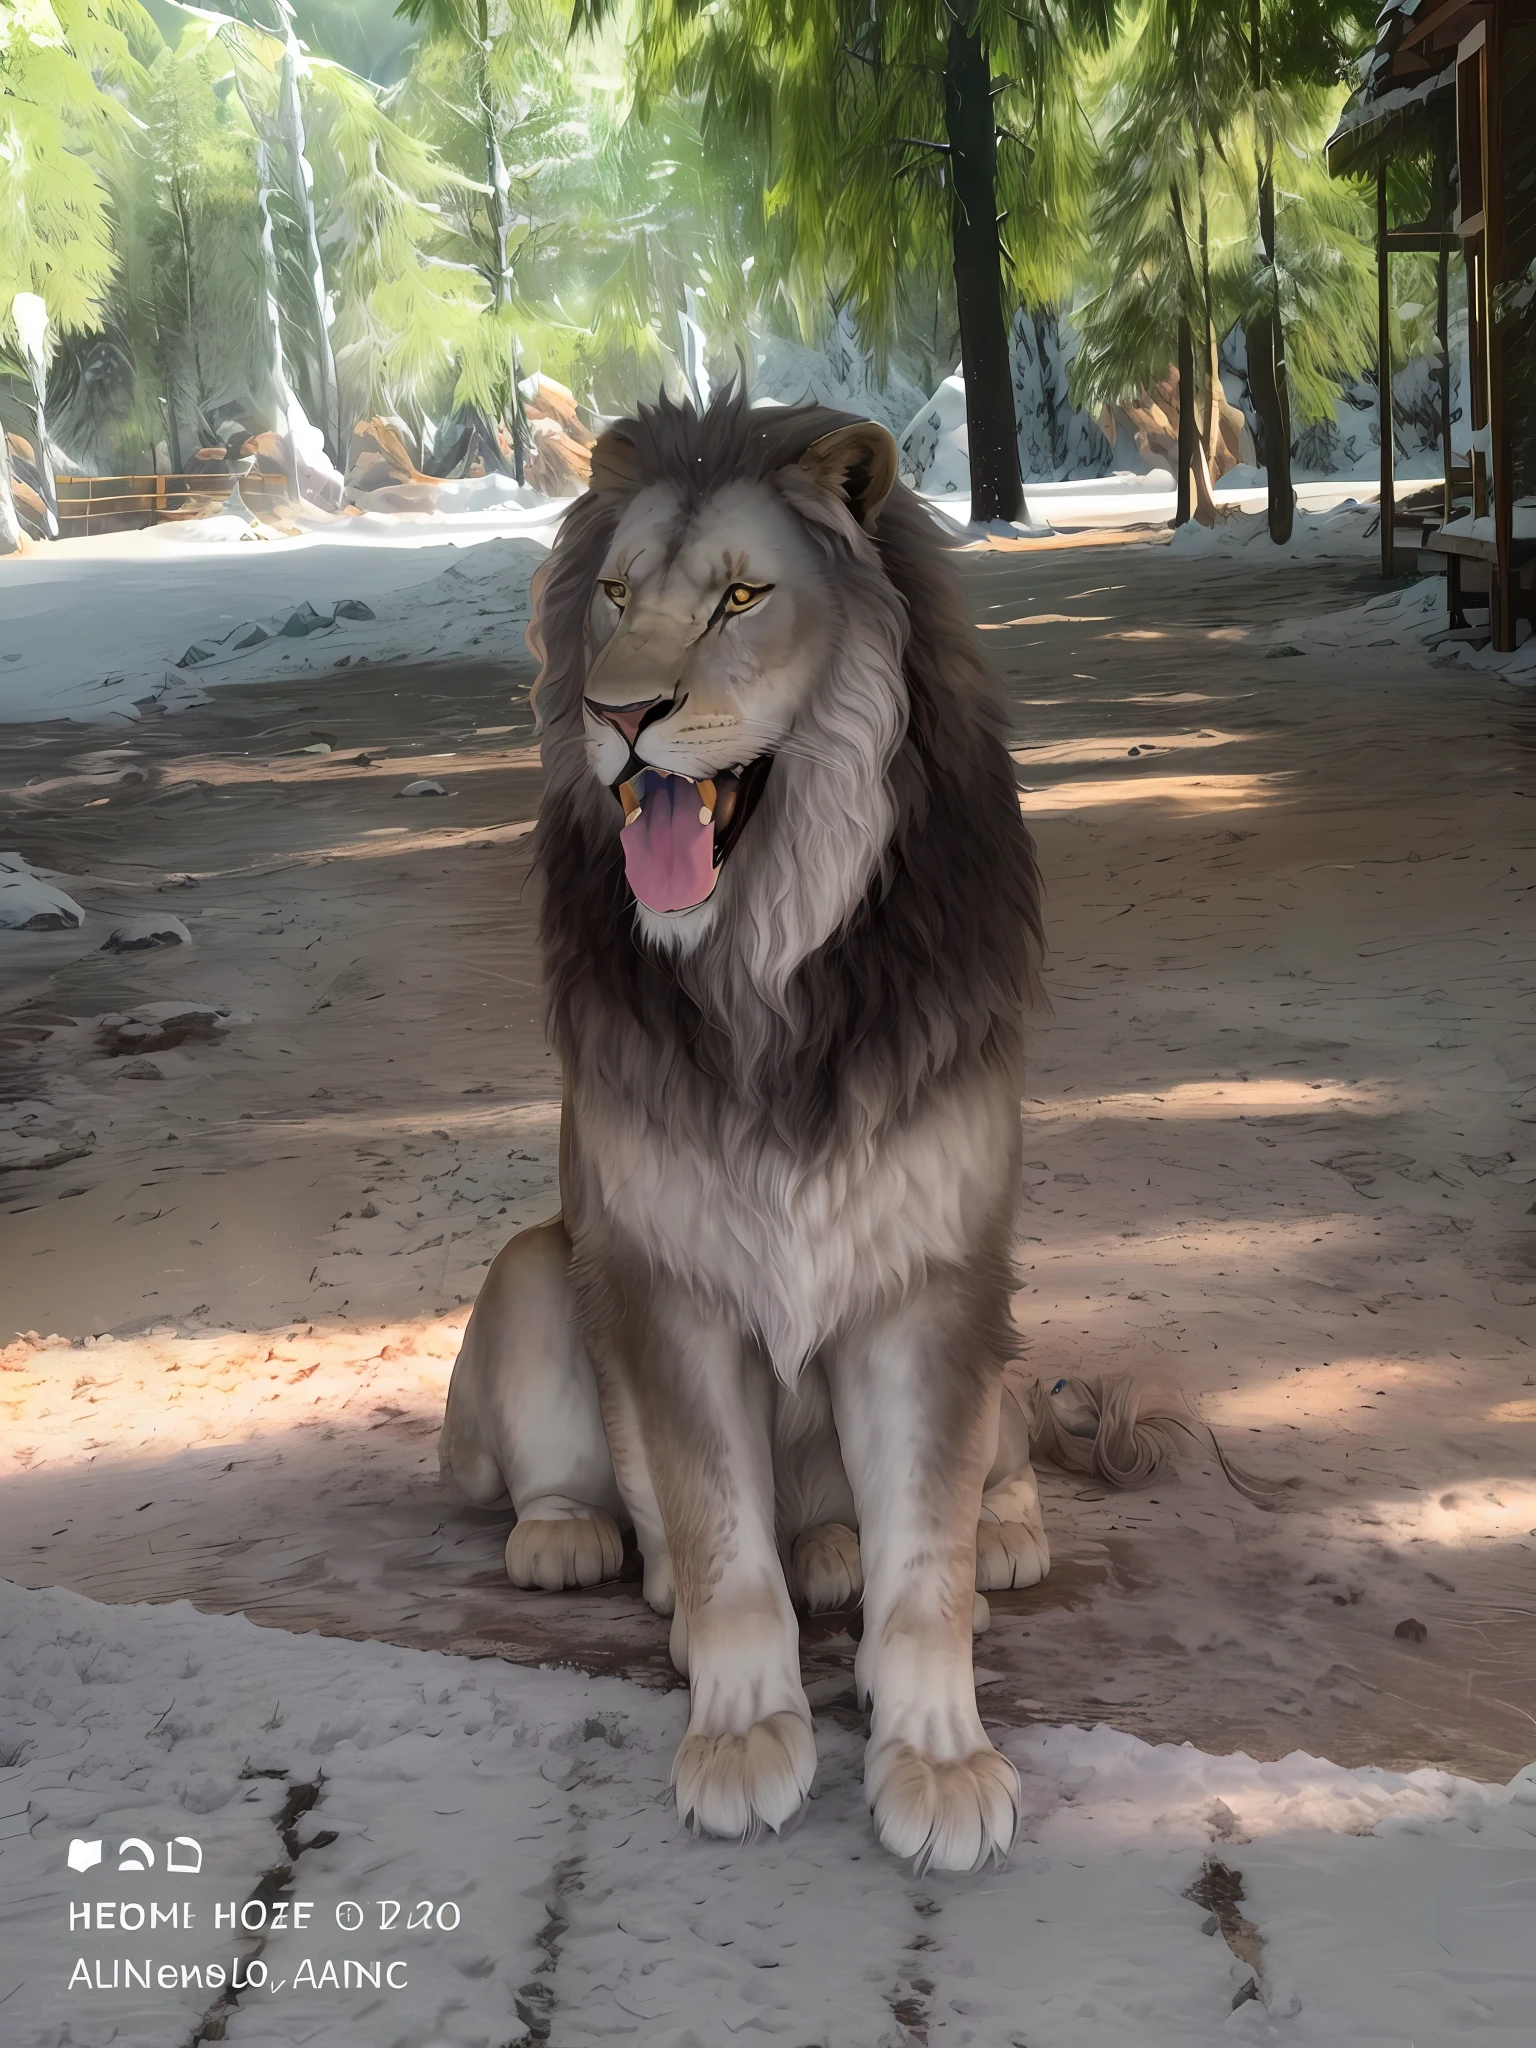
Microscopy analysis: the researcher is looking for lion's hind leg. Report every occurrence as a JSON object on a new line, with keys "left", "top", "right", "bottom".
{"left": 791, "top": 1522, "right": 863, "bottom": 1614}
{"left": 975, "top": 1369, "right": 1050, "bottom": 1592}
{"left": 440, "top": 1216, "right": 626, "bottom": 1590}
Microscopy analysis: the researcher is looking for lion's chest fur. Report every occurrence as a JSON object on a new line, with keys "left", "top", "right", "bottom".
{"left": 566, "top": 1063, "right": 1020, "bottom": 1383}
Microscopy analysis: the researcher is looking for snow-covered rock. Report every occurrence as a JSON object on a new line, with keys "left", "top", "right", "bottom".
{"left": 101, "top": 913, "right": 192, "bottom": 953}
{"left": 751, "top": 311, "right": 928, "bottom": 439}
{"left": 899, "top": 374, "right": 972, "bottom": 498}
{"left": 96, "top": 1003, "right": 237, "bottom": 1056}
{"left": 1010, "top": 307, "right": 1115, "bottom": 480}
{"left": 0, "top": 852, "right": 84, "bottom": 931}
{"left": 1167, "top": 500, "right": 1378, "bottom": 561}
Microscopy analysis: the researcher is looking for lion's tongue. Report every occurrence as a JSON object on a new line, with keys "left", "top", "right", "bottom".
{"left": 621, "top": 773, "right": 718, "bottom": 913}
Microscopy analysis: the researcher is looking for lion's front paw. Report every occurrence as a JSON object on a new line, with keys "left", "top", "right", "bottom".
{"left": 504, "top": 1501, "right": 623, "bottom": 1591}
{"left": 672, "top": 1709, "right": 817, "bottom": 1841}
{"left": 975, "top": 1515, "right": 1050, "bottom": 1592}
{"left": 791, "top": 1522, "right": 863, "bottom": 1613}
{"left": 865, "top": 1738, "right": 1019, "bottom": 1873}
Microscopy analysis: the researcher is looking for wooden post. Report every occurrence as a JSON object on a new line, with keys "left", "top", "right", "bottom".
{"left": 1377, "top": 164, "right": 1395, "bottom": 580}
{"left": 1481, "top": 9, "right": 1512, "bottom": 651}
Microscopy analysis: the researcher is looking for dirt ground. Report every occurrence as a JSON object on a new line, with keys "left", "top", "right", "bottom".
{"left": 2, "top": 533, "right": 1533, "bottom": 1784}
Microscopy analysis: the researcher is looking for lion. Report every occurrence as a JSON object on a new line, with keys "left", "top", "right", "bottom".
{"left": 440, "top": 389, "right": 1053, "bottom": 1874}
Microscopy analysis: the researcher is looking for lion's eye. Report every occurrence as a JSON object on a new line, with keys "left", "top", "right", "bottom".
{"left": 601, "top": 579, "right": 628, "bottom": 609}
{"left": 724, "top": 582, "right": 771, "bottom": 613}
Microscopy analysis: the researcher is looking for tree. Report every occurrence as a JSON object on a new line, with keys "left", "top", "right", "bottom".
{"left": 583, "top": 0, "right": 1110, "bottom": 526}
{"left": 1077, "top": 0, "right": 1376, "bottom": 540}
{"left": 392, "top": 0, "right": 572, "bottom": 473}
{"left": 0, "top": 0, "right": 153, "bottom": 542}
{"left": 1232, "top": 0, "right": 1374, "bottom": 540}
{"left": 1075, "top": 0, "right": 1248, "bottom": 525}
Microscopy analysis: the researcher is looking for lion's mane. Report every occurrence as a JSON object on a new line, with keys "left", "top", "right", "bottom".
{"left": 531, "top": 390, "right": 1042, "bottom": 1162}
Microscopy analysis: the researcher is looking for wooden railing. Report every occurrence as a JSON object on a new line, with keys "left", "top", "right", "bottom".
{"left": 53, "top": 471, "right": 288, "bottom": 538}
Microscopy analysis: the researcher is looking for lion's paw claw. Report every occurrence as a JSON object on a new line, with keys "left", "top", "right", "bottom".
{"left": 504, "top": 1503, "right": 623, "bottom": 1591}
{"left": 866, "top": 1739, "right": 1019, "bottom": 1872}
{"left": 672, "top": 1710, "right": 817, "bottom": 1841}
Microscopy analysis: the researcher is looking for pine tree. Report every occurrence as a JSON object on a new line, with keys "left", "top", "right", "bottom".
{"left": 582, "top": 0, "right": 1110, "bottom": 526}
{"left": 0, "top": 0, "right": 154, "bottom": 541}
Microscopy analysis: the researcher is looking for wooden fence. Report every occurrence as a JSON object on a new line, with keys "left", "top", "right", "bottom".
{"left": 53, "top": 471, "right": 288, "bottom": 539}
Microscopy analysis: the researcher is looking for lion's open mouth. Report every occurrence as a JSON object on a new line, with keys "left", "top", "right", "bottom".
{"left": 612, "top": 758, "right": 772, "bottom": 914}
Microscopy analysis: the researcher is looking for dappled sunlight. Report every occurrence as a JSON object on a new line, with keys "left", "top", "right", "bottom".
{"left": 1319, "top": 1478, "right": 1536, "bottom": 1552}
{"left": 1009, "top": 1724, "right": 1500, "bottom": 1847}
{"left": 235, "top": 1097, "right": 559, "bottom": 1143}
{"left": 979, "top": 611, "right": 1112, "bottom": 629}
{"left": 1011, "top": 729, "right": 1246, "bottom": 768}
{"left": 1029, "top": 1075, "right": 1397, "bottom": 1119}
{"left": 1020, "top": 770, "right": 1289, "bottom": 813}
{"left": 0, "top": 1310, "right": 468, "bottom": 1476}
{"left": 285, "top": 816, "right": 535, "bottom": 864}
{"left": 160, "top": 743, "right": 540, "bottom": 793}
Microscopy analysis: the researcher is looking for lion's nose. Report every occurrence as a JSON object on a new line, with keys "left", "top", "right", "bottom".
{"left": 584, "top": 694, "right": 671, "bottom": 745}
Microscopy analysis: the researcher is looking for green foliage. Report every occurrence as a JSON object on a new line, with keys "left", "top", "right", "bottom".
{"left": 1076, "top": 1, "right": 1379, "bottom": 429}
{"left": 0, "top": 0, "right": 156, "bottom": 354}
{"left": 600, "top": 0, "right": 1107, "bottom": 377}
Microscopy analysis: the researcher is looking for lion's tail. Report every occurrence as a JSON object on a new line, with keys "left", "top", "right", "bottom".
{"left": 1005, "top": 1368, "right": 1303, "bottom": 1512}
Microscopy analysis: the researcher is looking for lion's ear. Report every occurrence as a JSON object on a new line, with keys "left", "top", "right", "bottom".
{"left": 589, "top": 424, "right": 640, "bottom": 495}
{"left": 797, "top": 421, "right": 899, "bottom": 530}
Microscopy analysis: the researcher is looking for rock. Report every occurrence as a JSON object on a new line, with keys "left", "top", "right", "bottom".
{"left": 97, "top": 1003, "right": 231, "bottom": 1056}
{"left": 116, "top": 1058, "right": 165, "bottom": 1081}
{"left": 1394, "top": 1617, "right": 1428, "bottom": 1643}
{"left": 398, "top": 778, "right": 447, "bottom": 798}
{"left": 101, "top": 914, "right": 192, "bottom": 953}
{"left": 0, "top": 852, "right": 85, "bottom": 931}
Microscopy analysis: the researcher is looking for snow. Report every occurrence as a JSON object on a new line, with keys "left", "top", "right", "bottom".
{"left": 1441, "top": 500, "right": 1536, "bottom": 543}
{"left": 100, "top": 913, "right": 193, "bottom": 953}
{"left": 0, "top": 853, "right": 85, "bottom": 931}
{"left": 0, "top": 507, "right": 565, "bottom": 726}
{"left": 1265, "top": 574, "right": 1536, "bottom": 682}
{"left": 1166, "top": 502, "right": 1380, "bottom": 561}
{"left": 2, "top": 1577, "right": 1533, "bottom": 2047}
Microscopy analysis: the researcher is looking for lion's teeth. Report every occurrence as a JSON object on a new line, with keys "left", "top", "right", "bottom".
{"left": 618, "top": 778, "right": 641, "bottom": 826}
{"left": 698, "top": 804, "right": 713, "bottom": 825}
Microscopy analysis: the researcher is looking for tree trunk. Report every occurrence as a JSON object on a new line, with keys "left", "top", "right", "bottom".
{"left": 1176, "top": 314, "right": 1195, "bottom": 527}
{"left": 1436, "top": 186, "right": 1451, "bottom": 523}
{"left": 943, "top": 6, "right": 1024, "bottom": 526}
{"left": 26, "top": 386, "right": 60, "bottom": 539}
{"left": 478, "top": 0, "right": 511, "bottom": 312}
{"left": 0, "top": 431, "right": 22, "bottom": 555}
{"left": 1249, "top": 0, "right": 1293, "bottom": 544}
{"left": 1197, "top": 162, "right": 1221, "bottom": 480}
{"left": 1190, "top": 157, "right": 1219, "bottom": 523}
{"left": 275, "top": 20, "right": 340, "bottom": 465}
{"left": 253, "top": 131, "right": 304, "bottom": 506}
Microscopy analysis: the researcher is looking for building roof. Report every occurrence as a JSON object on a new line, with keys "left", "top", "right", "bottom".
{"left": 1325, "top": 0, "right": 1457, "bottom": 177}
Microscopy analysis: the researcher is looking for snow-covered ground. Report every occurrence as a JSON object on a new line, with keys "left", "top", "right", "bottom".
{"left": 0, "top": 455, "right": 1414, "bottom": 731}
{"left": 1263, "top": 574, "right": 1536, "bottom": 680}
{"left": 4, "top": 1578, "right": 1534, "bottom": 2048}
{"left": 1, "top": 506, "right": 565, "bottom": 725}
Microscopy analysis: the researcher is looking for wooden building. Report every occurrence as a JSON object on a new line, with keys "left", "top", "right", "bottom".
{"left": 1328, "top": 0, "right": 1536, "bottom": 650}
